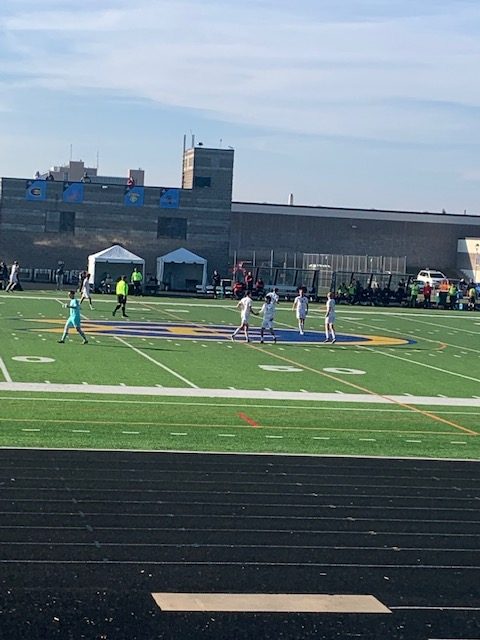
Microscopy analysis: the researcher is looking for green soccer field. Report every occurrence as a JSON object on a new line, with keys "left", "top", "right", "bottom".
{"left": 0, "top": 290, "right": 479, "bottom": 459}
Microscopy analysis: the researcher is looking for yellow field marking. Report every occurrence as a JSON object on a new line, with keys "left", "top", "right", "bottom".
{"left": 248, "top": 344, "right": 478, "bottom": 436}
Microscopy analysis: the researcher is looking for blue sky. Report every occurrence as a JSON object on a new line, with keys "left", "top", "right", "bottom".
{"left": 1, "top": 0, "right": 480, "bottom": 213}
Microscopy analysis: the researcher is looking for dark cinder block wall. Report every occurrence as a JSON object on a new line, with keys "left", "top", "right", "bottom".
{"left": 0, "top": 147, "right": 234, "bottom": 276}
{"left": 2, "top": 145, "right": 480, "bottom": 278}
{"left": 230, "top": 204, "right": 480, "bottom": 274}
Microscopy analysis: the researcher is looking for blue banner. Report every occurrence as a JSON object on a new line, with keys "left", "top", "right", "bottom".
{"left": 25, "top": 179, "right": 47, "bottom": 201}
{"left": 63, "top": 182, "right": 84, "bottom": 203}
{"left": 159, "top": 187, "right": 180, "bottom": 209}
{"left": 124, "top": 186, "right": 144, "bottom": 207}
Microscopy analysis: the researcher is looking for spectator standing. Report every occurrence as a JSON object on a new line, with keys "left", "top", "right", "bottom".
{"left": 255, "top": 277, "right": 265, "bottom": 298}
{"left": 423, "top": 282, "right": 432, "bottom": 308}
{"left": 449, "top": 282, "right": 458, "bottom": 310}
{"left": 211, "top": 269, "right": 221, "bottom": 298}
{"left": 409, "top": 281, "right": 419, "bottom": 308}
{"left": 131, "top": 267, "right": 143, "bottom": 296}
{"left": 467, "top": 284, "right": 477, "bottom": 311}
{"left": 0, "top": 261, "right": 8, "bottom": 290}
{"left": 245, "top": 271, "right": 254, "bottom": 294}
{"left": 55, "top": 261, "right": 65, "bottom": 291}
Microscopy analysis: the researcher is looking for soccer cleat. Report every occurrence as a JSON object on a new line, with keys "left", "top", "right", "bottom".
{"left": 323, "top": 339, "right": 329, "bottom": 343}
{"left": 260, "top": 339, "right": 264, "bottom": 344}
{"left": 273, "top": 337, "right": 277, "bottom": 344}
{"left": 122, "top": 314, "right": 129, "bottom": 318}
{"left": 331, "top": 338, "right": 336, "bottom": 344}
{"left": 57, "top": 339, "right": 65, "bottom": 344}
{"left": 230, "top": 334, "right": 235, "bottom": 341}
{"left": 82, "top": 339, "right": 88, "bottom": 345}
{"left": 112, "top": 311, "right": 116, "bottom": 316}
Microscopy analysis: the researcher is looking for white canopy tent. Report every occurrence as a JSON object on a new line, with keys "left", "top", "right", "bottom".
{"left": 87, "top": 245, "right": 145, "bottom": 290}
{"left": 156, "top": 247, "right": 208, "bottom": 292}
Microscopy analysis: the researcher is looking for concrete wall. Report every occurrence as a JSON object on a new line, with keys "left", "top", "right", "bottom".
{"left": 0, "top": 175, "right": 232, "bottom": 278}
{"left": 3, "top": 147, "right": 480, "bottom": 284}
{"left": 230, "top": 203, "right": 480, "bottom": 274}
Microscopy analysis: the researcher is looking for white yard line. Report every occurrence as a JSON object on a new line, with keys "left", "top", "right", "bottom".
{"left": 79, "top": 307, "right": 199, "bottom": 390}
{"left": 114, "top": 336, "right": 198, "bottom": 388}
{"left": 0, "top": 382, "right": 479, "bottom": 407}
{"left": 0, "top": 357, "right": 12, "bottom": 383}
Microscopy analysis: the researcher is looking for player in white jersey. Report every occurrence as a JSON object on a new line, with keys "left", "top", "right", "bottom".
{"left": 231, "top": 291, "right": 257, "bottom": 342}
{"left": 80, "top": 273, "right": 94, "bottom": 309}
{"left": 324, "top": 291, "right": 336, "bottom": 343}
{"left": 259, "top": 294, "right": 277, "bottom": 344}
{"left": 5, "top": 260, "right": 19, "bottom": 292}
{"left": 270, "top": 288, "right": 280, "bottom": 305}
{"left": 292, "top": 287, "right": 309, "bottom": 335}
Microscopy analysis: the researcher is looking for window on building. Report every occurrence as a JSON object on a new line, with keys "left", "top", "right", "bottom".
{"left": 60, "top": 211, "right": 75, "bottom": 234}
{"left": 45, "top": 210, "right": 75, "bottom": 234}
{"left": 157, "top": 217, "right": 187, "bottom": 239}
{"left": 45, "top": 211, "right": 60, "bottom": 233}
{"left": 193, "top": 176, "right": 211, "bottom": 188}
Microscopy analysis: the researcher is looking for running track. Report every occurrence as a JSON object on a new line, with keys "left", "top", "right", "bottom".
{"left": 0, "top": 449, "right": 479, "bottom": 639}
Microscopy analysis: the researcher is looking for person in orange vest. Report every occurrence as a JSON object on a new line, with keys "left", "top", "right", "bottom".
{"left": 438, "top": 279, "right": 449, "bottom": 309}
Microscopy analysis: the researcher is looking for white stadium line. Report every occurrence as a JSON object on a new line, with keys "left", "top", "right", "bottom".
{"left": 0, "top": 381, "right": 480, "bottom": 408}
{"left": 114, "top": 336, "right": 198, "bottom": 388}
{"left": 0, "top": 356, "right": 12, "bottom": 383}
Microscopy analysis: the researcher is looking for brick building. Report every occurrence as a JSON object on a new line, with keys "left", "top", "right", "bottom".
{"left": 1, "top": 145, "right": 480, "bottom": 282}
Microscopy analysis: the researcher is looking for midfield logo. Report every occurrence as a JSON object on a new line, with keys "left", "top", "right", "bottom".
{"left": 25, "top": 320, "right": 414, "bottom": 346}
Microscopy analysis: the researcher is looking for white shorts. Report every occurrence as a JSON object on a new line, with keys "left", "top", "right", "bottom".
{"left": 241, "top": 313, "right": 250, "bottom": 325}
{"left": 325, "top": 314, "right": 336, "bottom": 324}
{"left": 261, "top": 318, "right": 274, "bottom": 330}
{"left": 296, "top": 311, "right": 307, "bottom": 320}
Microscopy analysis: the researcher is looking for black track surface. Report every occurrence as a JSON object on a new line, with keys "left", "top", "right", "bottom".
{"left": 0, "top": 449, "right": 479, "bottom": 639}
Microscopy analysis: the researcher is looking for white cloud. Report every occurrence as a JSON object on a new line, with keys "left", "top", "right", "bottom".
{"left": 1, "top": 0, "right": 480, "bottom": 145}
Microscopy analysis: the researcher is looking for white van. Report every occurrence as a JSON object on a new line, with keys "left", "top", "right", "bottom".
{"left": 416, "top": 269, "right": 447, "bottom": 287}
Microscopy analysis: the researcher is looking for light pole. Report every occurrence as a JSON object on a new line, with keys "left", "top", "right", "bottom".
{"left": 475, "top": 243, "right": 479, "bottom": 283}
